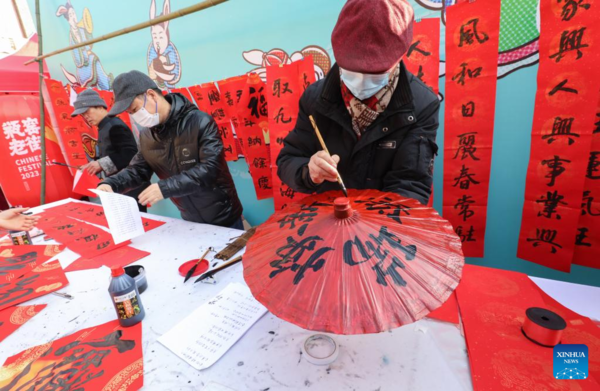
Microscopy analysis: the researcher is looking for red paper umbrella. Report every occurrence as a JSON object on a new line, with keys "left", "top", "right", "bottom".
{"left": 243, "top": 189, "right": 465, "bottom": 334}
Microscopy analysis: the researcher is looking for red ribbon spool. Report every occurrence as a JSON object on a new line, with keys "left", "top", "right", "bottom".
{"left": 521, "top": 307, "right": 566, "bottom": 348}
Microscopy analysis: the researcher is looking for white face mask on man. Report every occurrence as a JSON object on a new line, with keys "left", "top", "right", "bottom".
{"left": 131, "top": 94, "right": 160, "bottom": 128}
{"left": 340, "top": 67, "right": 391, "bottom": 100}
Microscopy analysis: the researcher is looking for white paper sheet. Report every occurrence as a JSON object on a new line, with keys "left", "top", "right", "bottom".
{"left": 158, "top": 283, "right": 268, "bottom": 370}
{"left": 72, "top": 169, "right": 83, "bottom": 190}
{"left": 90, "top": 189, "right": 145, "bottom": 244}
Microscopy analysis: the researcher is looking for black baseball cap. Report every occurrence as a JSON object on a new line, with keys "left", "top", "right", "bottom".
{"left": 108, "top": 70, "right": 159, "bottom": 116}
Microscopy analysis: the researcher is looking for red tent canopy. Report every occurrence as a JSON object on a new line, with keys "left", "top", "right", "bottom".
{"left": 0, "top": 54, "right": 49, "bottom": 93}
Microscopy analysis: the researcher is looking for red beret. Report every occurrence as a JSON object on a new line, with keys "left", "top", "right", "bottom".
{"left": 332, "top": 0, "right": 414, "bottom": 74}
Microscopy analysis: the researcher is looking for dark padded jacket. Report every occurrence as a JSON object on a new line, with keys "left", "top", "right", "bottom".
{"left": 276, "top": 62, "right": 440, "bottom": 205}
{"left": 102, "top": 93, "right": 243, "bottom": 227}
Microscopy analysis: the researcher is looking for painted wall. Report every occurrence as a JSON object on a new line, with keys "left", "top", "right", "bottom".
{"left": 27, "top": 0, "right": 600, "bottom": 287}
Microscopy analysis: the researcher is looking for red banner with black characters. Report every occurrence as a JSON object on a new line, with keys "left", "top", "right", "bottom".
{"left": 517, "top": 0, "right": 599, "bottom": 272}
{"left": 442, "top": 0, "right": 501, "bottom": 258}
{"left": 188, "top": 82, "right": 237, "bottom": 161}
{"left": 573, "top": 98, "right": 600, "bottom": 269}
{"left": 266, "top": 57, "right": 316, "bottom": 210}
{"left": 218, "top": 75, "right": 247, "bottom": 157}
{"left": 403, "top": 18, "right": 441, "bottom": 95}
{"left": 233, "top": 73, "right": 273, "bottom": 200}
{"left": 0, "top": 320, "right": 143, "bottom": 390}
{"left": 0, "top": 94, "right": 76, "bottom": 207}
{"left": 45, "top": 79, "right": 95, "bottom": 174}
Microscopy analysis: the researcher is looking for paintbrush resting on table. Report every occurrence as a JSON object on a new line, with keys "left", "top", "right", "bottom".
{"left": 194, "top": 255, "right": 243, "bottom": 283}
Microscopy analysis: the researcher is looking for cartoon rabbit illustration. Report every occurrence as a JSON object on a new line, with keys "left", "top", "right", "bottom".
{"left": 147, "top": 0, "right": 182, "bottom": 90}
{"left": 55, "top": 1, "right": 113, "bottom": 90}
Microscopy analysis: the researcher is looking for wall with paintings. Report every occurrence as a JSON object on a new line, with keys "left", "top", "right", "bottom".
{"left": 27, "top": 0, "right": 600, "bottom": 287}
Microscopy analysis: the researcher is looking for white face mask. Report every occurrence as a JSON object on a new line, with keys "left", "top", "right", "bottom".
{"left": 340, "top": 67, "right": 390, "bottom": 100}
{"left": 131, "top": 94, "right": 160, "bottom": 128}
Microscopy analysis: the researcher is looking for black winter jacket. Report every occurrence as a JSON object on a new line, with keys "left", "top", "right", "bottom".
{"left": 276, "top": 62, "right": 439, "bottom": 205}
{"left": 102, "top": 93, "right": 243, "bottom": 227}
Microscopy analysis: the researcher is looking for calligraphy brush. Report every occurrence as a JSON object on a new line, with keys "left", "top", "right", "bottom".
{"left": 308, "top": 115, "right": 349, "bottom": 198}
{"left": 194, "top": 255, "right": 243, "bottom": 283}
{"left": 184, "top": 247, "right": 213, "bottom": 283}
{"left": 53, "top": 162, "right": 81, "bottom": 169}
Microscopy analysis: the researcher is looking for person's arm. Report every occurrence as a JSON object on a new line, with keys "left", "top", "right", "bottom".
{"left": 157, "top": 112, "right": 223, "bottom": 199}
{"left": 381, "top": 100, "right": 440, "bottom": 204}
{"left": 276, "top": 93, "right": 326, "bottom": 193}
{"left": 0, "top": 208, "right": 39, "bottom": 231}
{"left": 98, "top": 124, "right": 138, "bottom": 175}
{"left": 100, "top": 151, "right": 153, "bottom": 194}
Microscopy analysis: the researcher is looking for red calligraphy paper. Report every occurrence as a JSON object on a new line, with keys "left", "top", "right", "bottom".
{"left": 36, "top": 212, "right": 131, "bottom": 258}
{"left": 0, "top": 260, "right": 69, "bottom": 312}
{"left": 443, "top": 0, "right": 501, "bottom": 258}
{"left": 0, "top": 245, "right": 65, "bottom": 279}
{"left": 427, "top": 291, "right": 459, "bottom": 324}
{"left": 43, "top": 202, "right": 166, "bottom": 232}
{"left": 66, "top": 246, "right": 150, "bottom": 273}
{"left": 0, "top": 320, "right": 143, "bottom": 390}
{"left": 455, "top": 264, "right": 600, "bottom": 390}
{"left": 44, "top": 79, "right": 95, "bottom": 175}
{"left": 404, "top": 18, "right": 441, "bottom": 95}
{"left": 72, "top": 170, "right": 101, "bottom": 198}
{"left": 266, "top": 57, "right": 316, "bottom": 209}
{"left": 188, "top": 82, "right": 237, "bottom": 161}
{"left": 0, "top": 304, "right": 46, "bottom": 343}
{"left": 234, "top": 73, "right": 273, "bottom": 199}
{"left": 517, "top": 0, "right": 600, "bottom": 272}
{"left": 573, "top": 97, "right": 600, "bottom": 269}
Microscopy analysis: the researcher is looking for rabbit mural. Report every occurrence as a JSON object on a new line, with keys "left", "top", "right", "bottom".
{"left": 55, "top": 1, "right": 113, "bottom": 90}
{"left": 242, "top": 46, "right": 332, "bottom": 83}
{"left": 147, "top": 0, "right": 182, "bottom": 90}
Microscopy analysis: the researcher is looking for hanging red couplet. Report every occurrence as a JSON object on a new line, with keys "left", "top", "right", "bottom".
{"left": 188, "top": 83, "right": 237, "bottom": 161}
{"left": 44, "top": 79, "right": 95, "bottom": 175}
{"left": 234, "top": 73, "right": 273, "bottom": 200}
{"left": 572, "top": 97, "right": 600, "bottom": 269}
{"left": 266, "top": 57, "right": 316, "bottom": 210}
{"left": 218, "top": 75, "right": 248, "bottom": 158}
{"left": 517, "top": 0, "right": 599, "bottom": 272}
{"left": 443, "top": 0, "right": 501, "bottom": 258}
{"left": 403, "top": 18, "right": 441, "bottom": 95}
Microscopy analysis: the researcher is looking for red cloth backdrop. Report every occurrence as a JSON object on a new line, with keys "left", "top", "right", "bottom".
{"left": 517, "top": 0, "right": 600, "bottom": 272}
{"left": 266, "top": 57, "right": 316, "bottom": 210}
{"left": 443, "top": 0, "right": 501, "bottom": 258}
{"left": 0, "top": 94, "right": 75, "bottom": 207}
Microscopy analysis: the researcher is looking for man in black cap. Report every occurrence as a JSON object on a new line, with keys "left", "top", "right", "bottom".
{"left": 96, "top": 70, "right": 244, "bottom": 229}
{"left": 72, "top": 89, "right": 148, "bottom": 212}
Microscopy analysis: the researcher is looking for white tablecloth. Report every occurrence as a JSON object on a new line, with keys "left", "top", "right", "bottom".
{"left": 1, "top": 199, "right": 598, "bottom": 391}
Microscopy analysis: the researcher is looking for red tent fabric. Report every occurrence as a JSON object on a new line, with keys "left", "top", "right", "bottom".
{"left": 0, "top": 54, "right": 49, "bottom": 93}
